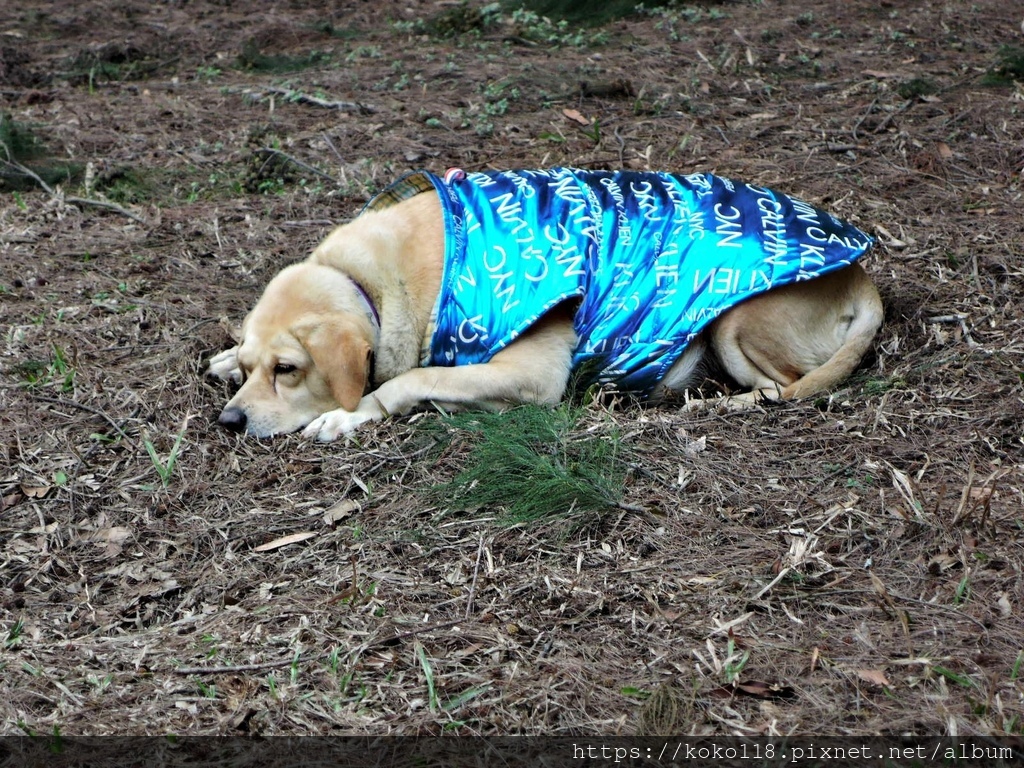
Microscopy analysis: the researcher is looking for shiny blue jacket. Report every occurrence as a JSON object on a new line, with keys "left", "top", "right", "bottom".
{"left": 372, "top": 168, "right": 873, "bottom": 394}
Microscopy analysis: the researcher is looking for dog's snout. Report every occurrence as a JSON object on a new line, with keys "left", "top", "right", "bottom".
{"left": 218, "top": 407, "right": 248, "bottom": 433}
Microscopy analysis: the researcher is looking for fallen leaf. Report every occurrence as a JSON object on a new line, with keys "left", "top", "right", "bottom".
{"left": 95, "top": 526, "right": 132, "bottom": 542}
{"left": 255, "top": 531, "right": 318, "bottom": 552}
{"left": 969, "top": 486, "right": 994, "bottom": 503}
{"left": 21, "top": 485, "right": 51, "bottom": 499}
{"left": 323, "top": 498, "right": 361, "bottom": 526}
{"left": 93, "top": 526, "right": 133, "bottom": 557}
{"left": 996, "top": 593, "right": 1012, "bottom": 617}
{"left": 684, "top": 435, "right": 707, "bottom": 457}
{"left": 874, "top": 223, "right": 910, "bottom": 249}
{"left": 562, "top": 107, "right": 589, "bottom": 125}
{"left": 857, "top": 669, "right": 891, "bottom": 687}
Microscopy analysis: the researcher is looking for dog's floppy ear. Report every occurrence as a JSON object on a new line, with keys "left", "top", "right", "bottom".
{"left": 296, "top": 316, "right": 373, "bottom": 412}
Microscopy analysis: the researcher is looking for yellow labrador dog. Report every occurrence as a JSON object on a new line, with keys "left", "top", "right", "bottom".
{"left": 207, "top": 169, "right": 882, "bottom": 441}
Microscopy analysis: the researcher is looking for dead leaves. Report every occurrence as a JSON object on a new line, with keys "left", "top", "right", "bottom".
{"left": 754, "top": 532, "right": 833, "bottom": 599}
{"left": 251, "top": 496, "right": 364, "bottom": 551}
{"left": 253, "top": 531, "right": 318, "bottom": 552}
{"left": 21, "top": 484, "right": 52, "bottom": 499}
{"left": 562, "top": 107, "right": 590, "bottom": 126}
{"left": 322, "top": 498, "right": 361, "bottom": 526}
{"left": 91, "top": 526, "right": 133, "bottom": 557}
{"left": 856, "top": 668, "right": 892, "bottom": 688}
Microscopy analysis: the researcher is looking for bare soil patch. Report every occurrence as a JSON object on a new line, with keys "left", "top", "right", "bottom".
{"left": 1, "top": 0, "right": 1022, "bottom": 737}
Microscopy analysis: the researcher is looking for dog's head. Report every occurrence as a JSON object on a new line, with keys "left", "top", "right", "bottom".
{"left": 215, "top": 262, "right": 377, "bottom": 437}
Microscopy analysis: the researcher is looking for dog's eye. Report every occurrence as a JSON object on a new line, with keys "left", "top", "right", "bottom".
{"left": 274, "top": 363, "right": 298, "bottom": 376}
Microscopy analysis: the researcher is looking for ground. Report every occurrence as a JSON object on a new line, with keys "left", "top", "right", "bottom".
{"left": 1, "top": 0, "right": 1022, "bottom": 740}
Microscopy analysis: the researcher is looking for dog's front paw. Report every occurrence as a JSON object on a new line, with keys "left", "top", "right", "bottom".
{"left": 302, "top": 409, "right": 374, "bottom": 442}
{"left": 206, "top": 347, "right": 241, "bottom": 384}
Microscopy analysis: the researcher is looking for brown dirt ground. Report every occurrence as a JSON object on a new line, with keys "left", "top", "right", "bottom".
{"left": 1, "top": 0, "right": 1023, "bottom": 738}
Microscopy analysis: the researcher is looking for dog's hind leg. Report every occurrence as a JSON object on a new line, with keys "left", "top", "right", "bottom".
{"left": 708, "top": 264, "right": 883, "bottom": 403}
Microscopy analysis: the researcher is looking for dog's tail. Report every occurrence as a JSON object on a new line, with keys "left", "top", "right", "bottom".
{"left": 780, "top": 270, "right": 884, "bottom": 399}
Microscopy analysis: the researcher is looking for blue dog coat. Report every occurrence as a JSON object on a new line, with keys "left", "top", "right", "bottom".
{"left": 369, "top": 168, "right": 873, "bottom": 394}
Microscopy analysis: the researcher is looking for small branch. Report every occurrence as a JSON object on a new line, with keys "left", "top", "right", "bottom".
{"left": 0, "top": 153, "right": 147, "bottom": 225}
{"left": 361, "top": 619, "right": 463, "bottom": 648}
{"left": 465, "top": 536, "right": 485, "bottom": 619}
{"left": 31, "top": 394, "right": 139, "bottom": 447}
{"left": 64, "top": 194, "right": 148, "bottom": 224}
{"left": 321, "top": 132, "right": 346, "bottom": 167}
{"left": 928, "top": 313, "right": 979, "bottom": 348}
{"left": 256, "top": 147, "right": 338, "bottom": 184}
{"left": 247, "top": 85, "right": 377, "bottom": 114}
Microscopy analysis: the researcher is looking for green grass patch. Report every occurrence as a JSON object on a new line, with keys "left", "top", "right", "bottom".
{"left": 310, "top": 22, "right": 364, "bottom": 40}
{"left": 402, "top": 2, "right": 615, "bottom": 45}
{"left": 63, "top": 43, "right": 170, "bottom": 85}
{"left": 931, "top": 665, "right": 977, "bottom": 689}
{"left": 142, "top": 418, "right": 189, "bottom": 489}
{"left": 237, "top": 39, "right": 331, "bottom": 73}
{"left": 0, "top": 112, "right": 46, "bottom": 162}
{"left": 896, "top": 77, "right": 938, "bottom": 100}
{"left": 861, "top": 375, "right": 906, "bottom": 397}
{"left": 425, "top": 404, "right": 626, "bottom": 524}
{"left": 505, "top": 0, "right": 643, "bottom": 25}
{"left": 418, "top": 2, "right": 502, "bottom": 37}
{"left": 0, "top": 113, "right": 83, "bottom": 192}
{"left": 94, "top": 167, "right": 162, "bottom": 204}
{"left": 982, "top": 45, "right": 1024, "bottom": 86}
{"left": 10, "top": 345, "right": 75, "bottom": 392}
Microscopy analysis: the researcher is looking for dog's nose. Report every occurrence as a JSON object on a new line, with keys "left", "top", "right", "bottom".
{"left": 217, "top": 407, "right": 247, "bottom": 433}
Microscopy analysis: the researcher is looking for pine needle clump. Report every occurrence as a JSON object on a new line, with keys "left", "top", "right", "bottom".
{"left": 428, "top": 404, "right": 626, "bottom": 524}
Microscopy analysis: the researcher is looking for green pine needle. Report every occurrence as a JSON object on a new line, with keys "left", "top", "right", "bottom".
{"left": 427, "top": 404, "right": 625, "bottom": 523}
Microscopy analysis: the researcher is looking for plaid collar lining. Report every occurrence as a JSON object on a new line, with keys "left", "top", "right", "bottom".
{"left": 363, "top": 172, "right": 437, "bottom": 212}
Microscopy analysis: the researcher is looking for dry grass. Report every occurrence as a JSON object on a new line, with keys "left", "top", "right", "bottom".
{"left": 1, "top": 0, "right": 1022, "bottom": 738}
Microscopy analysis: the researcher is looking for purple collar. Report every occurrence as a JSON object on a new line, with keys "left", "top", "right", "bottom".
{"left": 350, "top": 278, "right": 380, "bottom": 329}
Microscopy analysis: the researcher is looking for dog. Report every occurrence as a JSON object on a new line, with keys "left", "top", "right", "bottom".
{"left": 206, "top": 168, "right": 883, "bottom": 441}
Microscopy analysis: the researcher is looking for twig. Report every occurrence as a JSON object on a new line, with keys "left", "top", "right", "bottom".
{"left": 615, "top": 500, "right": 647, "bottom": 513}
{"left": 465, "top": 536, "right": 485, "bottom": 619}
{"left": 825, "top": 143, "right": 860, "bottom": 153}
{"left": 850, "top": 97, "right": 878, "bottom": 142}
{"left": 31, "top": 396, "right": 142, "bottom": 521}
{"left": 0, "top": 154, "right": 147, "bottom": 224}
{"left": 31, "top": 394, "right": 139, "bottom": 446}
{"left": 349, "top": 619, "right": 464, "bottom": 659}
{"left": 63, "top": 194, "right": 148, "bottom": 224}
{"left": 928, "top": 313, "right": 979, "bottom": 348}
{"left": 248, "top": 85, "right": 377, "bottom": 114}
{"left": 255, "top": 147, "right": 338, "bottom": 184}
{"left": 321, "top": 132, "right": 346, "bottom": 167}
